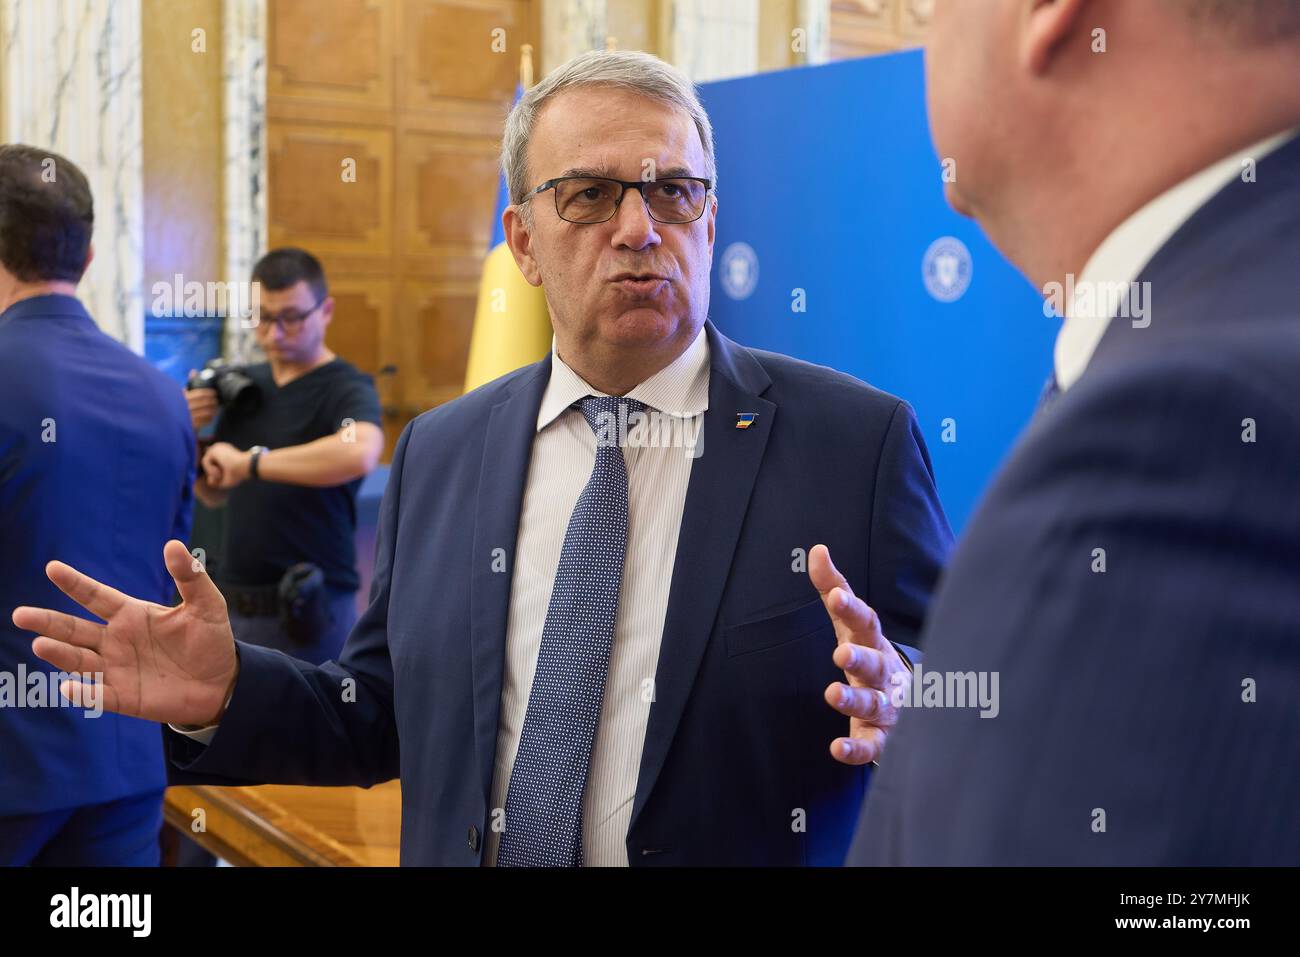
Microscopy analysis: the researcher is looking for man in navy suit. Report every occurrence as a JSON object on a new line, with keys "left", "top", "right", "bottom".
{"left": 843, "top": 0, "right": 1300, "bottom": 864}
{"left": 0, "top": 145, "right": 195, "bottom": 864}
{"left": 14, "top": 51, "right": 952, "bottom": 865}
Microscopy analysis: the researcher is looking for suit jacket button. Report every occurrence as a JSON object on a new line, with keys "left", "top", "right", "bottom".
{"left": 468, "top": 825, "right": 481, "bottom": 852}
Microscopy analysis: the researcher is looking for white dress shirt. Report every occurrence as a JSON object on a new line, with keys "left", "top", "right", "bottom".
{"left": 1054, "top": 127, "right": 1299, "bottom": 392}
{"left": 175, "top": 325, "right": 711, "bottom": 868}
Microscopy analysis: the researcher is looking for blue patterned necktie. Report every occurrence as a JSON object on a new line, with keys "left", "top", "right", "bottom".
{"left": 497, "top": 395, "right": 646, "bottom": 867}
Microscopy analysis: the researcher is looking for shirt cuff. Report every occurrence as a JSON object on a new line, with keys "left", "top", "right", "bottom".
{"left": 169, "top": 723, "right": 219, "bottom": 746}
{"left": 167, "top": 687, "right": 234, "bottom": 745}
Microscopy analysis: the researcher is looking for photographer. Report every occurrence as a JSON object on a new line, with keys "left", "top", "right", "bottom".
{"left": 186, "top": 248, "right": 383, "bottom": 665}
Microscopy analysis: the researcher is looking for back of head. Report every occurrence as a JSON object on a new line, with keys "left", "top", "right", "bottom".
{"left": 0, "top": 144, "right": 94, "bottom": 283}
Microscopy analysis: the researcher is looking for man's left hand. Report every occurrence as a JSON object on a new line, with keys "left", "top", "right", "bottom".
{"left": 809, "top": 543, "right": 912, "bottom": 766}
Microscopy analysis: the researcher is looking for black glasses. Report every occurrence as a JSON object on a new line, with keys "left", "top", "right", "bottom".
{"left": 527, "top": 176, "right": 712, "bottom": 225}
{"left": 254, "top": 296, "right": 326, "bottom": 333}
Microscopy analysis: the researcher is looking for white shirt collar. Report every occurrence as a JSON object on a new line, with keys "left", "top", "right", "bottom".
{"left": 536, "top": 325, "right": 711, "bottom": 432}
{"left": 1054, "top": 127, "right": 1300, "bottom": 392}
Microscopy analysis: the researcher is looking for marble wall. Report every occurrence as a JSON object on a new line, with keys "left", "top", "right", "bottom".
{"left": 0, "top": 0, "right": 145, "bottom": 349}
{"left": 540, "top": 0, "right": 831, "bottom": 84}
{"left": 665, "top": 0, "right": 759, "bottom": 83}
{"left": 0, "top": 0, "right": 267, "bottom": 357}
{"left": 540, "top": 0, "right": 832, "bottom": 83}
{"left": 540, "top": 0, "right": 607, "bottom": 76}
{"left": 221, "top": 0, "right": 267, "bottom": 362}
{"left": 798, "top": 0, "right": 832, "bottom": 65}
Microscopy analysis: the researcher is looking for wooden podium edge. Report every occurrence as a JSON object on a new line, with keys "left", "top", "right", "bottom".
{"left": 164, "top": 785, "right": 367, "bottom": 867}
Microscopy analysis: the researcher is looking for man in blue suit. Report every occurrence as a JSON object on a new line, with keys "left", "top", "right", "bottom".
{"left": 14, "top": 52, "right": 952, "bottom": 865}
{"left": 0, "top": 145, "right": 195, "bottom": 864}
{"left": 843, "top": 0, "right": 1300, "bottom": 864}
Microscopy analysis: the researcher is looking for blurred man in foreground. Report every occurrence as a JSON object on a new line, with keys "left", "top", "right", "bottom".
{"left": 848, "top": 0, "right": 1300, "bottom": 864}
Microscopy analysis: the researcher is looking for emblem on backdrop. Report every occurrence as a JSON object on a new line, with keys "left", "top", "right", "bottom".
{"left": 922, "top": 236, "right": 973, "bottom": 303}
{"left": 720, "top": 242, "right": 760, "bottom": 301}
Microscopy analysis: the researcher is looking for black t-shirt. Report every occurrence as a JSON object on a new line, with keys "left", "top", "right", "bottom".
{"left": 214, "top": 358, "right": 382, "bottom": 592}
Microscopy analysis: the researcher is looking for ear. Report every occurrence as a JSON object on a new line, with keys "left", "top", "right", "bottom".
{"left": 1022, "top": 0, "right": 1091, "bottom": 76}
{"left": 706, "top": 194, "right": 717, "bottom": 256}
{"left": 503, "top": 204, "right": 544, "bottom": 287}
{"left": 83, "top": 242, "right": 95, "bottom": 275}
{"left": 319, "top": 295, "right": 335, "bottom": 327}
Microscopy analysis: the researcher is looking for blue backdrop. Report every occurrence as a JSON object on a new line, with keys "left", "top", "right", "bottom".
{"left": 699, "top": 50, "right": 1056, "bottom": 532}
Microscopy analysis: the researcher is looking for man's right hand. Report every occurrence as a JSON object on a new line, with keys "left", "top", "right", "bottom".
{"left": 12, "top": 539, "right": 239, "bottom": 728}
{"left": 186, "top": 371, "right": 219, "bottom": 431}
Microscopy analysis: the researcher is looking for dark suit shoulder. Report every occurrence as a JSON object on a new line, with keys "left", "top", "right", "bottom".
{"left": 857, "top": 311, "right": 1300, "bottom": 866}
{"left": 403, "top": 359, "right": 547, "bottom": 446}
{"left": 1094, "top": 311, "right": 1299, "bottom": 433}
{"left": 0, "top": 309, "right": 188, "bottom": 422}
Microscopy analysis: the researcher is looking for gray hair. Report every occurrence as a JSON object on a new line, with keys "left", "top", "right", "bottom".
{"left": 501, "top": 49, "right": 717, "bottom": 210}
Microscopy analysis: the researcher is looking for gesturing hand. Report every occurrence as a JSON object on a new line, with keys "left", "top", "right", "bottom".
{"left": 809, "top": 544, "right": 912, "bottom": 766}
{"left": 11, "top": 540, "right": 239, "bottom": 728}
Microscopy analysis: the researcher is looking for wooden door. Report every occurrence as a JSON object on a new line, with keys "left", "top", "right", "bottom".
{"left": 267, "top": 0, "right": 540, "bottom": 459}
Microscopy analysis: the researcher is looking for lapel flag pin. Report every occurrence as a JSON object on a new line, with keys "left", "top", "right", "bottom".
{"left": 735, "top": 412, "right": 758, "bottom": 429}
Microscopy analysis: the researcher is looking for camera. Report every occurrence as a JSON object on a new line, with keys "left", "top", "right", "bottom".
{"left": 186, "top": 362, "right": 262, "bottom": 414}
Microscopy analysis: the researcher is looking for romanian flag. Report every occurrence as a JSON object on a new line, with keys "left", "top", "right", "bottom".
{"left": 462, "top": 75, "right": 552, "bottom": 393}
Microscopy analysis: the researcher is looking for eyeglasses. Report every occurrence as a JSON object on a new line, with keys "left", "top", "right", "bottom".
{"left": 254, "top": 296, "right": 327, "bottom": 333}
{"left": 526, "top": 176, "right": 713, "bottom": 225}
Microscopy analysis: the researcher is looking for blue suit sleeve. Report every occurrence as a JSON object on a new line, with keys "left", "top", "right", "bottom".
{"left": 866, "top": 400, "right": 954, "bottom": 655}
{"left": 165, "top": 420, "right": 412, "bottom": 787}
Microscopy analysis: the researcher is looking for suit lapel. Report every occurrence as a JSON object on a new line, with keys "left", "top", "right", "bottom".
{"left": 469, "top": 358, "right": 550, "bottom": 803}
{"left": 629, "top": 321, "right": 776, "bottom": 831}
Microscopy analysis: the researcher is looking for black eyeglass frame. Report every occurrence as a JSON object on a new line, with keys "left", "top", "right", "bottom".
{"left": 525, "top": 175, "right": 714, "bottom": 225}
{"left": 254, "top": 294, "right": 328, "bottom": 333}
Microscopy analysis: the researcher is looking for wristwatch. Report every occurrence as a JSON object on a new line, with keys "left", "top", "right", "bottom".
{"left": 248, "top": 445, "right": 270, "bottom": 480}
